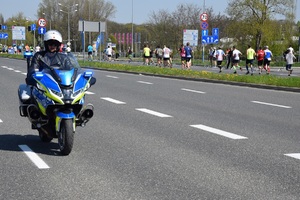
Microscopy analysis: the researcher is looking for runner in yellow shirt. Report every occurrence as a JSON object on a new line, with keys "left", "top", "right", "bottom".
{"left": 143, "top": 44, "right": 151, "bottom": 65}
{"left": 246, "top": 45, "right": 256, "bottom": 75}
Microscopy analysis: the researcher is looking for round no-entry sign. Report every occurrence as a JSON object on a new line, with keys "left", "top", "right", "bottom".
{"left": 200, "top": 13, "right": 209, "bottom": 22}
{"left": 38, "top": 18, "right": 47, "bottom": 27}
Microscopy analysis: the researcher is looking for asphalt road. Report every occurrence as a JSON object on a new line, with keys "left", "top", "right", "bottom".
{"left": 1, "top": 57, "right": 300, "bottom": 200}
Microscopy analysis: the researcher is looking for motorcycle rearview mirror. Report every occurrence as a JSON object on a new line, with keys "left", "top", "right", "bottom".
{"left": 90, "top": 77, "right": 96, "bottom": 86}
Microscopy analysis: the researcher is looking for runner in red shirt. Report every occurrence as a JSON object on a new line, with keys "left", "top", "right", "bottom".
{"left": 256, "top": 47, "right": 265, "bottom": 74}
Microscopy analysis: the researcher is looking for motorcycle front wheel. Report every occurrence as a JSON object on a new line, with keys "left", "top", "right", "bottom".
{"left": 58, "top": 119, "right": 74, "bottom": 155}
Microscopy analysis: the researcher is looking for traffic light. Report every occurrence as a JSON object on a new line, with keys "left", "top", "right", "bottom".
{"left": 28, "top": 25, "right": 31, "bottom": 31}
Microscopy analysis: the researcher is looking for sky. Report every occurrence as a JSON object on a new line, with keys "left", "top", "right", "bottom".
{"left": 0, "top": 0, "right": 299, "bottom": 24}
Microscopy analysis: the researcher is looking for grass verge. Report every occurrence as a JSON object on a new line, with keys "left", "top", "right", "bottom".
{"left": 79, "top": 60, "right": 300, "bottom": 88}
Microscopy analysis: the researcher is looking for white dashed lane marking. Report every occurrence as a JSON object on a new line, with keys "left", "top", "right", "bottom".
{"left": 106, "top": 75, "right": 119, "bottom": 79}
{"left": 137, "top": 81, "right": 153, "bottom": 85}
{"left": 101, "top": 97, "right": 126, "bottom": 104}
{"left": 136, "top": 108, "right": 173, "bottom": 118}
{"left": 181, "top": 88, "right": 206, "bottom": 94}
{"left": 285, "top": 154, "right": 300, "bottom": 160}
{"left": 18, "top": 145, "right": 50, "bottom": 169}
{"left": 190, "top": 124, "right": 248, "bottom": 140}
{"left": 251, "top": 101, "right": 291, "bottom": 109}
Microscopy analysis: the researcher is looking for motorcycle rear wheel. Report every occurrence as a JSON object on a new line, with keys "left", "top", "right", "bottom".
{"left": 58, "top": 119, "right": 74, "bottom": 155}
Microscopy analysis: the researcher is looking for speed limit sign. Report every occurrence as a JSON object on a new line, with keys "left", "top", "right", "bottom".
{"left": 38, "top": 18, "right": 47, "bottom": 27}
{"left": 200, "top": 13, "right": 209, "bottom": 22}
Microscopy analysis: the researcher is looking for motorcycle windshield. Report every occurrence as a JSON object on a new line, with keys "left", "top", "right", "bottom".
{"left": 54, "top": 68, "right": 75, "bottom": 86}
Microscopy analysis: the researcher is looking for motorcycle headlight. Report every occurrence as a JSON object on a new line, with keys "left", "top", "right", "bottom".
{"left": 36, "top": 83, "right": 46, "bottom": 91}
{"left": 49, "top": 88, "right": 63, "bottom": 98}
{"left": 62, "top": 89, "right": 73, "bottom": 99}
{"left": 71, "top": 89, "right": 83, "bottom": 98}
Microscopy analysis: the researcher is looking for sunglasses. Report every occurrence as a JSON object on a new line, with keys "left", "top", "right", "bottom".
{"left": 48, "top": 41, "right": 60, "bottom": 47}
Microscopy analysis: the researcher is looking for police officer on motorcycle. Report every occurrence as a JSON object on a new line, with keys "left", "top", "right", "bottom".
{"left": 26, "top": 30, "right": 74, "bottom": 86}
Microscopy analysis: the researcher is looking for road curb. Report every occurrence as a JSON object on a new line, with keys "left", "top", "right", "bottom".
{"left": 85, "top": 67, "right": 300, "bottom": 93}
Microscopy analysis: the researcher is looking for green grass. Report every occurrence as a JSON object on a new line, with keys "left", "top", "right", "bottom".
{"left": 79, "top": 60, "right": 300, "bottom": 88}
{"left": 1, "top": 53, "right": 299, "bottom": 88}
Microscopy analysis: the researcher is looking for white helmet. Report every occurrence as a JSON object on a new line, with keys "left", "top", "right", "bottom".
{"left": 44, "top": 30, "right": 62, "bottom": 43}
{"left": 44, "top": 30, "right": 62, "bottom": 52}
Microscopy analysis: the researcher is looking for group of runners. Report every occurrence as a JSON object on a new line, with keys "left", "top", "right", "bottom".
{"left": 209, "top": 45, "right": 296, "bottom": 76}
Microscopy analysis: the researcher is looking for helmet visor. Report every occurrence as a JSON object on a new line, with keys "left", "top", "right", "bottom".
{"left": 47, "top": 40, "right": 60, "bottom": 47}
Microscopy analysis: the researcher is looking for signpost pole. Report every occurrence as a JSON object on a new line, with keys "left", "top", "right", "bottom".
{"left": 202, "top": 0, "right": 206, "bottom": 63}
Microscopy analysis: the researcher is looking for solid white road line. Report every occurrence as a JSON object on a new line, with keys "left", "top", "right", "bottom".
{"left": 251, "top": 101, "right": 291, "bottom": 109}
{"left": 136, "top": 108, "right": 173, "bottom": 118}
{"left": 22, "top": 73, "right": 27, "bottom": 75}
{"left": 137, "top": 81, "right": 153, "bottom": 85}
{"left": 284, "top": 153, "right": 300, "bottom": 160}
{"left": 106, "top": 75, "right": 119, "bottom": 79}
{"left": 18, "top": 145, "right": 50, "bottom": 169}
{"left": 181, "top": 88, "right": 206, "bottom": 94}
{"left": 85, "top": 91, "right": 95, "bottom": 95}
{"left": 190, "top": 124, "right": 248, "bottom": 140}
{"left": 101, "top": 97, "right": 126, "bottom": 104}
{"left": 1, "top": 66, "right": 8, "bottom": 68}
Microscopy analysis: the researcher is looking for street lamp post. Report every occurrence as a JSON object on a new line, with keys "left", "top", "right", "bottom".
{"left": 131, "top": 0, "right": 134, "bottom": 53}
{"left": 58, "top": 3, "right": 78, "bottom": 46}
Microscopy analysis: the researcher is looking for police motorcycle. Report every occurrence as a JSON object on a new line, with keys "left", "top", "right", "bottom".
{"left": 18, "top": 53, "right": 96, "bottom": 155}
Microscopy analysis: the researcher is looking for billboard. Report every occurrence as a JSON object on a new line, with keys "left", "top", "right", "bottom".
{"left": 12, "top": 26, "right": 26, "bottom": 40}
{"left": 183, "top": 29, "right": 198, "bottom": 46}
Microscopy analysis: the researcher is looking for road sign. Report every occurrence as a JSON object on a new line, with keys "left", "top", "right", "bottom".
{"left": 0, "top": 32, "right": 8, "bottom": 39}
{"left": 200, "top": 13, "right": 209, "bottom": 22}
{"left": 38, "top": 27, "right": 47, "bottom": 34}
{"left": 12, "top": 26, "right": 26, "bottom": 40}
{"left": 38, "top": 18, "right": 47, "bottom": 27}
{"left": 212, "top": 28, "right": 219, "bottom": 36}
{"left": 201, "top": 27, "right": 219, "bottom": 44}
{"left": 201, "top": 21, "right": 209, "bottom": 30}
{"left": 183, "top": 29, "right": 198, "bottom": 46}
{"left": 96, "top": 32, "right": 104, "bottom": 49}
{"left": 31, "top": 24, "right": 36, "bottom": 31}
{"left": 1, "top": 25, "right": 7, "bottom": 30}
{"left": 202, "top": 30, "right": 209, "bottom": 37}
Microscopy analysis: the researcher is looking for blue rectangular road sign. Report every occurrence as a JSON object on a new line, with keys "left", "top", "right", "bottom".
{"left": 31, "top": 24, "right": 36, "bottom": 31}
{"left": 0, "top": 32, "right": 8, "bottom": 39}
{"left": 38, "top": 27, "right": 46, "bottom": 34}
{"left": 202, "top": 35, "right": 219, "bottom": 44}
{"left": 213, "top": 35, "right": 219, "bottom": 43}
{"left": 202, "top": 30, "right": 208, "bottom": 37}
{"left": 212, "top": 28, "right": 219, "bottom": 36}
{"left": 1, "top": 25, "right": 7, "bottom": 30}
{"left": 201, "top": 27, "right": 219, "bottom": 44}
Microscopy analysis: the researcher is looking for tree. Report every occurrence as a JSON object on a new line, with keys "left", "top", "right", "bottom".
{"left": 146, "top": 4, "right": 204, "bottom": 52}
{"left": 226, "top": 0, "right": 295, "bottom": 51}
{"left": 37, "top": 0, "right": 116, "bottom": 51}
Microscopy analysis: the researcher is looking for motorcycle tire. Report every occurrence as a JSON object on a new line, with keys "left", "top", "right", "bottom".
{"left": 38, "top": 130, "right": 53, "bottom": 143}
{"left": 58, "top": 119, "right": 74, "bottom": 155}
